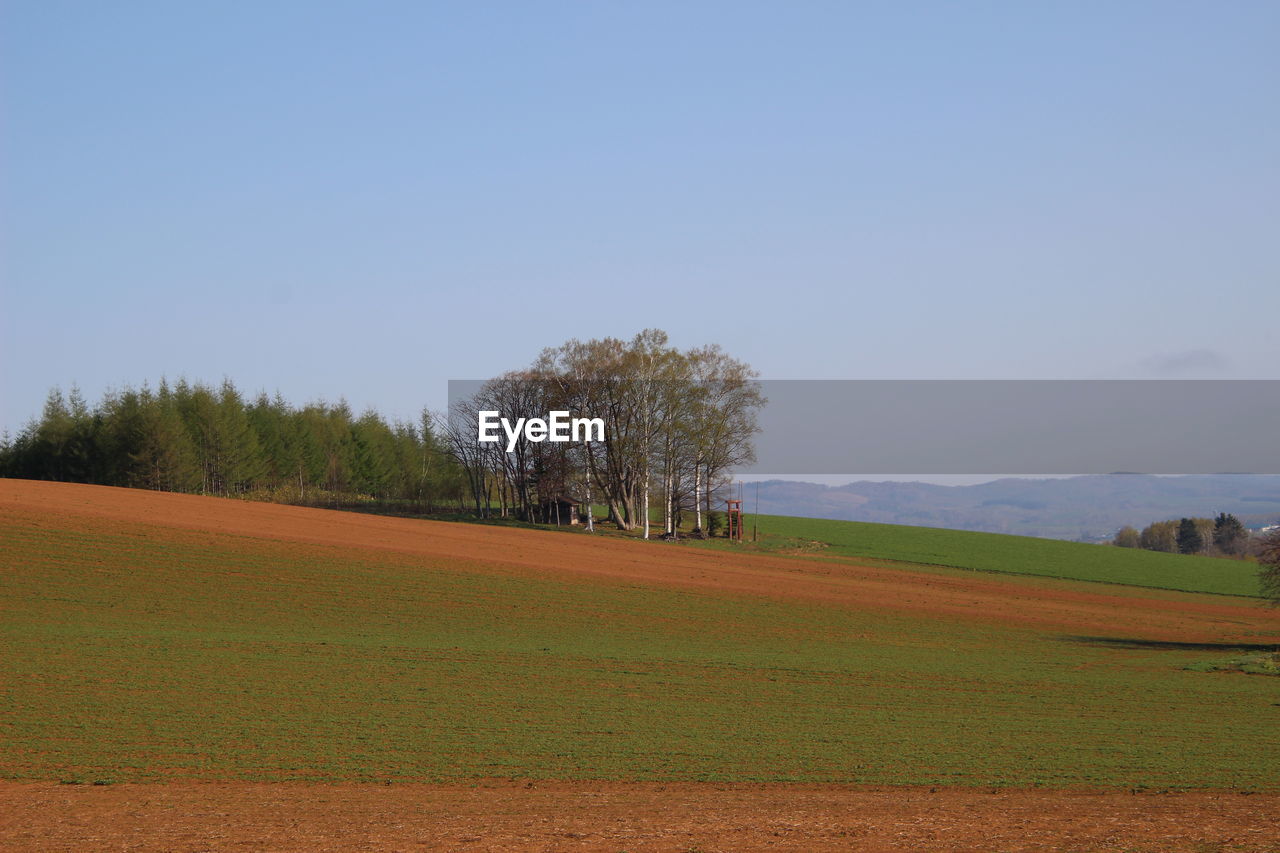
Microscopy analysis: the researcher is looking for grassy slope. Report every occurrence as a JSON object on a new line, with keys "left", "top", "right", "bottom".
{"left": 2, "top": 508, "right": 1278, "bottom": 789}
{"left": 733, "top": 514, "right": 1263, "bottom": 597}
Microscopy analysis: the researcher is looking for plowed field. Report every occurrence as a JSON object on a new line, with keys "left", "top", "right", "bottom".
{"left": 3, "top": 480, "right": 1278, "bottom": 850}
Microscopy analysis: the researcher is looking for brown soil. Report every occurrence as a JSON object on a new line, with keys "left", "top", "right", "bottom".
{"left": 2, "top": 781, "right": 1278, "bottom": 852}
{"left": 3, "top": 480, "right": 1273, "bottom": 645}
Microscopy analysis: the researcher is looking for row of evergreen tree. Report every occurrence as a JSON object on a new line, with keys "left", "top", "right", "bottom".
{"left": 0, "top": 380, "right": 466, "bottom": 508}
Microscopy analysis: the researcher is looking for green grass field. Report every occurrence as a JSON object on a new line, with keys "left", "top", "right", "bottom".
{"left": 3, "top": 505, "right": 1278, "bottom": 789}
{"left": 714, "top": 514, "right": 1264, "bottom": 598}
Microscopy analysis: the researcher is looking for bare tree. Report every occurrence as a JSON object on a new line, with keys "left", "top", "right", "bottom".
{"left": 452, "top": 331, "right": 762, "bottom": 538}
{"left": 685, "top": 345, "right": 765, "bottom": 532}
{"left": 443, "top": 396, "right": 492, "bottom": 518}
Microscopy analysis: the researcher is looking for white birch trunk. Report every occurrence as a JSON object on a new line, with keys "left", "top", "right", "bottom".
{"left": 663, "top": 445, "right": 672, "bottom": 535}
{"left": 694, "top": 455, "right": 702, "bottom": 534}
{"left": 666, "top": 468, "right": 673, "bottom": 535}
{"left": 642, "top": 465, "right": 650, "bottom": 540}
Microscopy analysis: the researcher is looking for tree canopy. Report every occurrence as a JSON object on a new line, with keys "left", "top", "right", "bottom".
{"left": 445, "top": 330, "right": 764, "bottom": 536}
{"left": 0, "top": 380, "right": 463, "bottom": 509}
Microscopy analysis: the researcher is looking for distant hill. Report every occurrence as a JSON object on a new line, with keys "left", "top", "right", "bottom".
{"left": 748, "top": 474, "right": 1280, "bottom": 541}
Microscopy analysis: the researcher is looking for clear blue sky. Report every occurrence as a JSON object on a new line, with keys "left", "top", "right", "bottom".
{"left": 3, "top": 1, "right": 1277, "bottom": 438}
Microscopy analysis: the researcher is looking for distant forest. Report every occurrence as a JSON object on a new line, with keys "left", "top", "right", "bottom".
{"left": 0, "top": 380, "right": 465, "bottom": 509}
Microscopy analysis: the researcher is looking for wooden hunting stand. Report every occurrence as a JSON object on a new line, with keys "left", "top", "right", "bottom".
{"left": 726, "top": 498, "right": 744, "bottom": 541}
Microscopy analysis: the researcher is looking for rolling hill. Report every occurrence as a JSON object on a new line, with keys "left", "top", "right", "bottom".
{"left": 729, "top": 514, "right": 1263, "bottom": 597}
{"left": 2, "top": 479, "right": 1277, "bottom": 791}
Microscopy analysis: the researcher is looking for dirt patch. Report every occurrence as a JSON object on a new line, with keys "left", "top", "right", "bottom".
{"left": 766, "top": 537, "right": 832, "bottom": 555}
{"left": 2, "top": 781, "right": 1276, "bottom": 852}
{"left": 3, "top": 480, "right": 1275, "bottom": 646}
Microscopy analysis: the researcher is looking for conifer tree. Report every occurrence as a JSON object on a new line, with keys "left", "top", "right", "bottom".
{"left": 1176, "top": 517, "right": 1203, "bottom": 555}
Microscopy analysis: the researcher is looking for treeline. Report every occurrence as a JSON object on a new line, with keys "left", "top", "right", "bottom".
{"left": 0, "top": 330, "right": 762, "bottom": 531}
{"left": 1112, "top": 513, "right": 1255, "bottom": 558}
{"left": 445, "top": 330, "right": 763, "bottom": 537}
{"left": 0, "top": 380, "right": 465, "bottom": 508}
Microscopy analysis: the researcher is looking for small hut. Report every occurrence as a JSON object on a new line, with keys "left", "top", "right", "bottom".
{"left": 546, "top": 496, "right": 583, "bottom": 526}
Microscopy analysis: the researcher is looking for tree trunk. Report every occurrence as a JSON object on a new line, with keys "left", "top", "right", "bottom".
{"left": 608, "top": 498, "right": 628, "bottom": 530}
{"left": 665, "top": 466, "right": 675, "bottom": 532}
{"left": 693, "top": 454, "right": 703, "bottom": 535}
{"left": 642, "top": 456, "right": 650, "bottom": 540}
{"left": 642, "top": 480, "right": 649, "bottom": 539}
